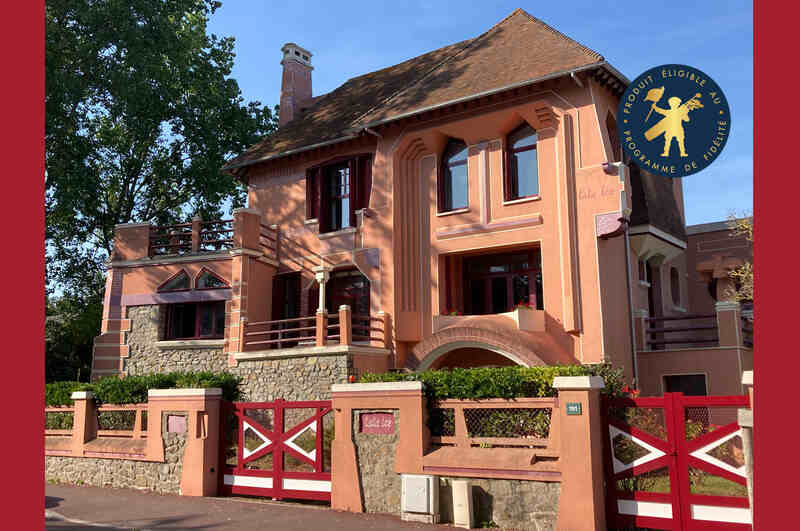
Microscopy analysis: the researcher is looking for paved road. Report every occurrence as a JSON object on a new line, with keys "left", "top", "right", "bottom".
{"left": 46, "top": 484, "right": 441, "bottom": 530}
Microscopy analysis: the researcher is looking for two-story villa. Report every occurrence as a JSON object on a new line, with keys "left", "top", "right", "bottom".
{"left": 92, "top": 9, "right": 752, "bottom": 399}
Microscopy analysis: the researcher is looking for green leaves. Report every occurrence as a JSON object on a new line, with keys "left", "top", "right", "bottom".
{"left": 45, "top": 371, "right": 242, "bottom": 406}
{"left": 360, "top": 363, "right": 627, "bottom": 399}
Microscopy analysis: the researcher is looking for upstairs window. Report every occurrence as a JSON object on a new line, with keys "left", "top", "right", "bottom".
{"left": 438, "top": 139, "right": 469, "bottom": 212}
{"left": 306, "top": 154, "right": 372, "bottom": 234}
{"left": 504, "top": 124, "right": 538, "bottom": 201}
{"left": 158, "top": 270, "right": 190, "bottom": 292}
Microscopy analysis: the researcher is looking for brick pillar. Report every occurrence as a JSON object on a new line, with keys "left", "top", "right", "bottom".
{"left": 191, "top": 215, "right": 202, "bottom": 253}
{"left": 147, "top": 388, "right": 222, "bottom": 496}
{"left": 70, "top": 391, "right": 97, "bottom": 456}
{"left": 738, "top": 370, "right": 753, "bottom": 514}
{"left": 232, "top": 208, "right": 261, "bottom": 250}
{"left": 316, "top": 311, "right": 328, "bottom": 346}
{"left": 111, "top": 222, "right": 151, "bottom": 261}
{"left": 339, "top": 305, "right": 352, "bottom": 345}
{"left": 379, "top": 311, "right": 392, "bottom": 350}
{"left": 552, "top": 376, "right": 606, "bottom": 531}
{"left": 716, "top": 301, "right": 742, "bottom": 347}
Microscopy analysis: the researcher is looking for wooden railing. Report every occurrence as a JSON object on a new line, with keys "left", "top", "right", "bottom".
{"left": 149, "top": 217, "right": 233, "bottom": 257}
{"left": 645, "top": 313, "right": 718, "bottom": 350}
{"left": 429, "top": 397, "right": 559, "bottom": 457}
{"left": 241, "top": 308, "right": 391, "bottom": 352}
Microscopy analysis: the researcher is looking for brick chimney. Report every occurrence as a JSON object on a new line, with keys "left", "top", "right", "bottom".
{"left": 279, "top": 43, "right": 313, "bottom": 127}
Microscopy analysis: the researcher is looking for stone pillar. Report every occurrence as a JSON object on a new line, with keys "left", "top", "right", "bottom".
{"left": 738, "top": 370, "right": 754, "bottom": 513}
{"left": 191, "top": 215, "right": 202, "bottom": 253}
{"left": 716, "top": 301, "right": 742, "bottom": 347}
{"left": 111, "top": 222, "right": 151, "bottom": 261}
{"left": 330, "top": 381, "right": 428, "bottom": 513}
{"left": 147, "top": 388, "right": 222, "bottom": 496}
{"left": 313, "top": 265, "right": 331, "bottom": 312}
{"left": 339, "top": 305, "right": 352, "bottom": 345}
{"left": 552, "top": 376, "right": 606, "bottom": 531}
{"left": 70, "top": 391, "right": 97, "bottom": 456}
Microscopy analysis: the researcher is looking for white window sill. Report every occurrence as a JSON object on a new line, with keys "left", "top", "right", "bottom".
{"left": 318, "top": 227, "right": 357, "bottom": 240}
{"left": 436, "top": 207, "right": 470, "bottom": 217}
{"left": 672, "top": 306, "right": 687, "bottom": 313}
{"left": 155, "top": 339, "right": 225, "bottom": 350}
{"left": 502, "top": 195, "right": 541, "bottom": 206}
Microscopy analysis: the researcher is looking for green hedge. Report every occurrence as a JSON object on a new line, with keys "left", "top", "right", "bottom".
{"left": 359, "top": 363, "right": 625, "bottom": 400}
{"left": 45, "top": 371, "right": 242, "bottom": 406}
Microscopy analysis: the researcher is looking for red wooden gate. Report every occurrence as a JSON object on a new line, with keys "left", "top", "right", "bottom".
{"left": 220, "top": 399, "right": 333, "bottom": 501}
{"left": 603, "top": 392, "right": 751, "bottom": 530}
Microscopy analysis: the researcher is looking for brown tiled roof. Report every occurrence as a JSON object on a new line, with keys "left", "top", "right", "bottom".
{"left": 223, "top": 8, "right": 607, "bottom": 172}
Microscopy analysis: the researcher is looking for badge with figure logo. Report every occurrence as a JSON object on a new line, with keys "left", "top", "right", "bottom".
{"left": 618, "top": 64, "right": 730, "bottom": 178}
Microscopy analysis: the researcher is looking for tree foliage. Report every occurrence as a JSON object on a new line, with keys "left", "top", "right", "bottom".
{"left": 727, "top": 214, "right": 753, "bottom": 303}
{"left": 46, "top": 0, "right": 276, "bottom": 293}
{"left": 45, "top": 0, "right": 276, "bottom": 378}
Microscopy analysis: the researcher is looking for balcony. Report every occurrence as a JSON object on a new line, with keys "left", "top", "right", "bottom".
{"left": 434, "top": 307, "right": 545, "bottom": 333}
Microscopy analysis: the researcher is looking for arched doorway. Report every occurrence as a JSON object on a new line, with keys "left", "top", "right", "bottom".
{"left": 428, "top": 346, "right": 521, "bottom": 370}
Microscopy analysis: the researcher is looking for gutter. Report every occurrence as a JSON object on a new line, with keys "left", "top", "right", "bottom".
{"left": 223, "top": 60, "right": 628, "bottom": 173}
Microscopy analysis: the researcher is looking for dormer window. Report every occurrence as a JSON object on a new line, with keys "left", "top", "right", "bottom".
{"left": 438, "top": 139, "right": 469, "bottom": 212}
{"left": 504, "top": 123, "right": 538, "bottom": 201}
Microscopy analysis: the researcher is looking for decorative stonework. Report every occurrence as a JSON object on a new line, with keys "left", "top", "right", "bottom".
{"left": 352, "top": 409, "right": 402, "bottom": 514}
{"left": 125, "top": 305, "right": 351, "bottom": 401}
{"left": 45, "top": 433, "right": 187, "bottom": 494}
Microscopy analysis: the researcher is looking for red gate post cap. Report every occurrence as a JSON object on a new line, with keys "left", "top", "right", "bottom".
{"left": 552, "top": 375, "right": 605, "bottom": 390}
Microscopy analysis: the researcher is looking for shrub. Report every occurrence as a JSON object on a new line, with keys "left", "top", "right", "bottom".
{"left": 360, "top": 363, "right": 626, "bottom": 400}
{"left": 45, "top": 371, "right": 242, "bottom": 406}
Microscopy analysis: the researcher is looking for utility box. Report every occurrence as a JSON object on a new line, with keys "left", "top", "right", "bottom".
{"left": 401, "top": 474, "right": 440, "bottom": 524}
{"left": 451, "top": 479, "right": 474, "bottom": 528}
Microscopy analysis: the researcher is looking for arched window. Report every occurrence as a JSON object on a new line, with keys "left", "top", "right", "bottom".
{"left": 606, "top": 112, "right": 621, "bottom": 162}
{"left": 670, "top": 267, "right": 681, "bottom": 306}
{"left": 158, "top": 270, "right": 190, "bottom": 291}
{"left": 505, "top": 123, "right": 538, "bottom": 201}
{"left": 438, "top": 139, "right": 469, "bottom": 212}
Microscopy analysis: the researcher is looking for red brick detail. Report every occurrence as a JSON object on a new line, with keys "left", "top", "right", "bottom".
{"left": 92, "top": 358, "right": 123, "bottom": 371}
{"left": 94, "top": 332, "right": 124, "bottom": 345}
{"left": 92, "top": 344, "right": 130, "bottom": 358}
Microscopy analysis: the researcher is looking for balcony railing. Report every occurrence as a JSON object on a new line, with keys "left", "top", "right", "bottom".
{"left": 148, "top": 218, "right": 233, "bottom": 257}
{"left": 241, "top": 308, "right": 391, "bottom": 352}
{"left": 645, "top": 313, "right": 718, "bottom": 350}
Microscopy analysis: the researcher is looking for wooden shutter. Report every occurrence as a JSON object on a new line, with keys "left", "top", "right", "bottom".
{"left": 318, "top": 166, "right": 330, "bottom": 233}
{"left": 305, "top": 167, "right": 321, "bottom": 220}
{"left": 348, "top": 158, "right": 357, "bottom": 228}
{"left": 355, "top": 155, "right": 372, "bottom": 212}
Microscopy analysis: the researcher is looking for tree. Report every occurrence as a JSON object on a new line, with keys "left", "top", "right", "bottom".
{"left": 45, "top": 0, "right": 277, "bottom": 379}
{"left": 727, "top": 214, "right": 753, "bottom": 303}
{"left": 46, "top": 293, "right": 103, "bottom": 382}
{"left": 46, "top": 0, "right": 277, "bottom": 295}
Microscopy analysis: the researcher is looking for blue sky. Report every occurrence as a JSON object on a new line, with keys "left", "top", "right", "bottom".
{"left": 207, "top": 1, "right": 753, "bottom": 225}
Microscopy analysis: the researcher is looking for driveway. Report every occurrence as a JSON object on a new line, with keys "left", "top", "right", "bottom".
{"left": 46, "top": 484, "right": 442, "bottom": 530}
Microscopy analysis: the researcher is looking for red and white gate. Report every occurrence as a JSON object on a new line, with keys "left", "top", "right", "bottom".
{"left": 220, "top": 399, "right": 333, "bottom": 501}
{"left": 603, "top": 392, "right": 751, "bottom": 530}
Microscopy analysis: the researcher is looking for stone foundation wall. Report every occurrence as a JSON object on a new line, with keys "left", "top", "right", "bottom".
{"left": 125, "top": 305, "right": 351, "bottom": 401}
{"left": 45, "top": 433, "right": 187, "bottom": 494}
{"left": 438, "top": 476, "right": 560, "bottom": 531}
{"left": 352, "top": 409, "right": 401, "bottom": 514}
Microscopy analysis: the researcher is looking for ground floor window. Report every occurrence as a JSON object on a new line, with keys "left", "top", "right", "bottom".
{"left": 164, "top": 301, "right": 225, "bottom": 340}
{"left": 663, "top": 373, "right": 707, "bottom": 396}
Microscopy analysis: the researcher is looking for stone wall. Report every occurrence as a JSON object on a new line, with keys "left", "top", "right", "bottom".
{"left": 125, "top": 305, "right": 351, "bottom": 401}
{"left": 438, "top": 476, "right": 560, "bottom": 531}
{"left": 45, "top": 433, "right": 187, "bottom": 494}
{"left": 352, "top": 409, "right": 401, "bottom": 514}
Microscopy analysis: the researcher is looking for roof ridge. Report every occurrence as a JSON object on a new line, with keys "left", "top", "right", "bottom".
{"left": 514, "top": 9, "right": 604, "bottom": 61}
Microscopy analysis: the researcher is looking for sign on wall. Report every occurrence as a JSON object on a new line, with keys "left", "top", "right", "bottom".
{"left": 359, "top": 412, "right": 395, "bottom": 434}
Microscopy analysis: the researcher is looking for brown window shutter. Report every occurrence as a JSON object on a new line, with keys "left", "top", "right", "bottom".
{"left": 348, "top": 158, "right": 357, "bottom": 228}
{"left": 318, "top": 166, "right": 330, "bottom": 232}
{"left": 306, "top": 168, "right": 320, "bottom": 220}
{"left": 356, "top": 155, "right": 372, "bottom": 211}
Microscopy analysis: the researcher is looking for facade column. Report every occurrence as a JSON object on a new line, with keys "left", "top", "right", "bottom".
{"left": 716, "top": 301, "right": 742, "bottom": 347}
{"left": 312, "top": 265, "right": 332, "bottom": 312}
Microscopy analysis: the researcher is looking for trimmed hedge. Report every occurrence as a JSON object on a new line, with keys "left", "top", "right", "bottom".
{"left": 359, "top": 363, "right": 626, "bottom": 399}
{"left": 45, "top": 371, "right": 242, "bottom": 406}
